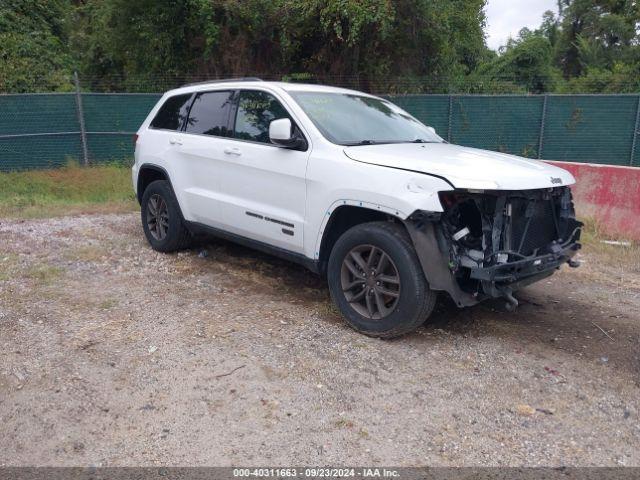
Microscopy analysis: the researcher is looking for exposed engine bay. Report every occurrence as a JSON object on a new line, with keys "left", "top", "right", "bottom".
{"left": 405, "top": 186, "right": 583, "bottom": 310}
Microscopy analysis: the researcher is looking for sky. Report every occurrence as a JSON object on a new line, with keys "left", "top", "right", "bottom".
{"left": 485, "top": 0, "right": 559, "bottom": 50}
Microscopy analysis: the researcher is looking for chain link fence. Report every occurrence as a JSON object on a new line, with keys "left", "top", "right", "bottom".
{"left": 1, "top": 74, "right": 639, "bottom": 171}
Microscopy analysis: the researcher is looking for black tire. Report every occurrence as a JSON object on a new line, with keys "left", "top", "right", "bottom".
{"left": 327, "top": 221, "right": 436, "bottom": 338}
{"left": 140, "top": 179, "right": 191, "bottom": 252}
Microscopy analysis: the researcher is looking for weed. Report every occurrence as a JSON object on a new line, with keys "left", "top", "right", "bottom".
{"left": 0, "top": 163, "right": 137, "bottom": 218}
{"left": 25, "top": 265, "right": 63, "bottom": 285}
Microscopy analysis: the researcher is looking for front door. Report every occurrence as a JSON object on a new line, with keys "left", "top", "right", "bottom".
{"left": 214, "top": 89, "right": 309, "bottom": 253}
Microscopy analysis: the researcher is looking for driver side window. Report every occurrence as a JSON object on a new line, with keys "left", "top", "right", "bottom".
{"left": 234, "top": 90, "right": 290, "bottom": 144}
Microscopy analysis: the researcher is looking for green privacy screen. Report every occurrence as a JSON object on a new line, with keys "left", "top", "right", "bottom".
{"left": 1, "top": 93, "right": 639, "bottom": 171}
{"left": 541, "top": 95, "right": 639, "bottom": 165}
{"left": 389, "top": 94, "right": 640, "bottom": 166}
{"left": 0, "top": 93, "right": 160, "bottom": 171}
{"left": 387, "top": 95, "right": 450, "bottom": 139}
{"left": 0, "top": 94, "right": 82, "bottom": 170}
{"left": 82, "top": 94, "right": 161, "bottom": 164}
{"left": 450, "top": 96, "right": 544, "bottom": 158}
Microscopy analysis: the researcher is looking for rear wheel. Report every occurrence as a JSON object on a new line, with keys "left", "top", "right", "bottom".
{"left": 140, "top": 180, "right": 191, "bottom": 252}
{"left": 327, "top": 221, "right": 436, "bottom": 338}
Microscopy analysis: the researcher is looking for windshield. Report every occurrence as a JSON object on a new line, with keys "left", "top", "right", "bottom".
{"left": 289, "top": 91, "right": 444, "bottom": 146}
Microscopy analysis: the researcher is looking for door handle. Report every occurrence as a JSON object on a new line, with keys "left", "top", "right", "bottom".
{"left": 224, "top": 147, "right": 242, "bottom": 156}
{"left": 169, "top": 138, "right": 183, "bottom": 146}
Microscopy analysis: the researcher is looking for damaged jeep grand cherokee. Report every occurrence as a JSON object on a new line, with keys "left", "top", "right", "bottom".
{"left": 133, "top": 79, "right": 582, "bottom": 338}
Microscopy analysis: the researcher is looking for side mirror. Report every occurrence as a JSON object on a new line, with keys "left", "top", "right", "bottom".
{"left": 426, "top": 126, "right": 436, "bottom": 135}
{"left": 269, "top": 118, "right": 306, "bottom": 149}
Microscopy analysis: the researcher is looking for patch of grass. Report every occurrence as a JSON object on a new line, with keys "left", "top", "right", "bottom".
{"left": 25, "top": 265, "right": 63, "bottom": 285}
{"left": 579, "top": 216, "right": 640, "bottom": 275}
{"left": 99, "top": 298, "right": 118, "bottom": 310}
{"left": 67, "top": 245, "right": 106, "bottom": 263}
{"left": 0, "top": 253, "right": 20, "bottom": 281}
{"left": 0, "top": 162, "right": 138, "bottom": 218}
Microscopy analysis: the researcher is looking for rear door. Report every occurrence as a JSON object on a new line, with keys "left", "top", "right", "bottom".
{"left": 142, "top": 92, "right": 194, "bottom": 213}
{"left": 214, "top": 89, "right": 310, "bottom": 253}
{"left": 171, "top": 90, "right": 238, "bottom": 227}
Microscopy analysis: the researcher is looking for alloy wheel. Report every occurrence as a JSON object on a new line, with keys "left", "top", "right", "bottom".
{"left": 340, "top": 245, "right": 401, "bottom": 319}
{"left": 146, "top": 194, "right": 169, "bottom": 241}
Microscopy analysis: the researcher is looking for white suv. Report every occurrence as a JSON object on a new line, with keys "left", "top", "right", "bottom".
{"left": 133, "top": 79, "right": 582, "bottom": 338}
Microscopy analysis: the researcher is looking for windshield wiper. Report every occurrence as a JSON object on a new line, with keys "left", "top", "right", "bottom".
{"left": 342, "top": 140, "right": 379, "bottom": 146}
{"left": 344, "top": 139, "right": 440, "bottom": 146}
{"left": 343, "top": 140, "right": 405, "bottom": 146}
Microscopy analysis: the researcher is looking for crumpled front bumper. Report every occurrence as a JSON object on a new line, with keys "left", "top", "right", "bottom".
{"left": 404, "top": 210, "right": 583, "bottom": 308}
{"left": 469, "top": 241, "right": 581, "bottom": 285}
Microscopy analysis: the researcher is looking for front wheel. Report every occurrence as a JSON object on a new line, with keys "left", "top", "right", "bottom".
{"left": 327, "top": 221, "right": 436, "bottom": 338}
{"left": 140, "top": 180, "right": 191, "bottom": 252}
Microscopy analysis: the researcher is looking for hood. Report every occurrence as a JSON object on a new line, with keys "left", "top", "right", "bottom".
{"left": 343, "top": 143, "right": 575, "bottom": 191}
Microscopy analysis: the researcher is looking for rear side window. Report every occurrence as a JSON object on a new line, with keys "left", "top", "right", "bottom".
{"left": 185, "top": 90, "right": 236, "bottom": 137}
{"left": 150, "top": 94, "right": 192, "bottom": 130}
{"left": 234, "top": 90, "right": 290, "bottom": 143}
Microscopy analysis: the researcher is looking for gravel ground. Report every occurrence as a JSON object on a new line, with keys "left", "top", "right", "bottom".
{"left": 0, "top": 213, "right": 639, "bottom": 467}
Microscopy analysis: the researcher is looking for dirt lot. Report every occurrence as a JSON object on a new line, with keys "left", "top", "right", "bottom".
{"left": 0, "top": 212, "right": 639, "bottom": 466}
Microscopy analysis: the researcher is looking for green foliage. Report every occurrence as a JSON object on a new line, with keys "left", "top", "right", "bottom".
{"left": 0, "top": 163, "right": 136, "bottom": 218}
{"left": 69, "top": 0, "right": 489, "bottom": 93}
{"left": 470, "top": 29, "right": 563, "bottom": 93}
{"left": 471, "top": 0, "right": 640, "bottom": 93}
{"left": 556, "top": 0, "right": 639, "bottom": 76}
{"left": 0, "top": 0, "right": 74, "bottom": 92}
{"left": 1, "top": 0, "right": 639, "bottom": 94}
{"left": 562, "top": 63, "right": 640, "bottom": 93}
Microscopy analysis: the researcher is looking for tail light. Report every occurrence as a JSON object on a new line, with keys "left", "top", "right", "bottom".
{"left": 133, "top": 134, "right": 139, "bottom": 149}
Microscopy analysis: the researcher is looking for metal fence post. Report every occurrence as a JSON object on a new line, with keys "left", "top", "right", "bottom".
{"left": 630, "top": 94, "right": 640, "bottom": 167}
{"left": 73, "top": 72, "right": 90, "bottom": 166}
{"left": 447, "top": 95, "right": 453, "bottom": 143}
{"left": 537, "top": 94, "right": 548, "bottom": 160}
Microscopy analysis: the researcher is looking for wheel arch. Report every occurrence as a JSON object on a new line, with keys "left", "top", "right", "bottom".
{"left": 136, "top": 164, "right": 173, "bottom": 204}
{"left": 315, "top": 203, "right": 408, "bottom": 276}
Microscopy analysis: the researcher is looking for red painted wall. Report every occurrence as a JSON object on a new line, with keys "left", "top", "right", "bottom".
{"left": 546, "top": 161, "right": 640, "bottom": 240}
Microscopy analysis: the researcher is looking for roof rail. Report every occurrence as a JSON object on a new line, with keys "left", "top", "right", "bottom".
{"left": 181, "top": 77, "right": 264, "bottom": 88}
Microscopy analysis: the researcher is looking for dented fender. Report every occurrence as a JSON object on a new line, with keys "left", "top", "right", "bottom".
{"left": 403, "top": 216, "right": 479, "bottom": 308}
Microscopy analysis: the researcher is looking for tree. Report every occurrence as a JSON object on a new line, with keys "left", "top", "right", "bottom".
{"left": 4, "top": 0, "right": 639, "bottom": 94}
{"left": 469, "top": 28, "right": 562, "bottom": 93}
{"left": 555, "top": 0, "right": 640, "bottom": 77}
{"left": 0, "top": 0, "right": 74, "bottom": 92}
{"left": 480, "top": 0, "right": 640, "bottom": 93}
{"left": 70, "top": 0, "right": 488, "bottom": 93}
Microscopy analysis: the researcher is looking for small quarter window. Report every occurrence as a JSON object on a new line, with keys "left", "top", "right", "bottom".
{"left": 234, "top": 90, "right": 290, "bottom": 143}
{"left": 185, "top": 91, "right": 235, "bottom": 137}
{"left": 150, "top": 94, "right": 192, "bottom": 131}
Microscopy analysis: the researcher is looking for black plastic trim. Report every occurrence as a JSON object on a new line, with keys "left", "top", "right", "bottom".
{"left": 136, "top": 163, "right": 176, "bottom": 204}
{"left": 265, "top": 216, "right": 295, "bottom": 229}
{"left": 470, "top": 243, "right": 581, "bottom": 283}
{"left": 245, "top": 211, "right": 295, "bottom": 229}
{"left": 185, "top": 221, "right": 319, "bottom": 274}
{"left": 245, "top": 211, "right": 264, "bottom": 220}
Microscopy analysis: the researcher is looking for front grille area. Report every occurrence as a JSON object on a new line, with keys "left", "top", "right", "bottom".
{"left": 439, "top": 185, "right": 581, "bottom": 273}
{"left": 437, "top": 185, "right": 582, "bottom": 299}
{"left": 509, "top": 197, "right": 559, "bottom": 256}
